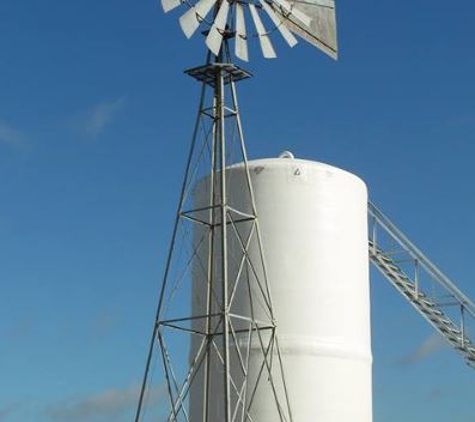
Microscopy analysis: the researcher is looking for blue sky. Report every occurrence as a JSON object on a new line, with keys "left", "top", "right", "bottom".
{"left": 0, "top": 0, "right": 474, "bottom": 421}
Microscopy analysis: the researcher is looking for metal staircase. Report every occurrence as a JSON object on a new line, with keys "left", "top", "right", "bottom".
{"left": 368, "top": 201, "right": 475, "bottom": 368}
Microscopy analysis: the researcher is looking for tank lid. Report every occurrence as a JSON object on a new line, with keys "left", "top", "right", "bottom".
{"left": 279, "top": 150, "right": 295, "bottom": 159}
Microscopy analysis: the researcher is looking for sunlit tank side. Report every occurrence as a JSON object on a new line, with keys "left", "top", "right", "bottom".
{"left": 190, "top": 154, "right": 372, "bottom": 422}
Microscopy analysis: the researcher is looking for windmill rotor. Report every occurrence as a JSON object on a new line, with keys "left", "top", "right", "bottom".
{"left": 161, "top": 0, "right": 338, "bottom": 60}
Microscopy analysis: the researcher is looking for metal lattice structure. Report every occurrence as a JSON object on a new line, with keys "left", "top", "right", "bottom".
{"left": 134, "top": 43, "right": 293, "bottom": 422}
{"left": 368, "top": 201, "right": 475, "bottom": 368}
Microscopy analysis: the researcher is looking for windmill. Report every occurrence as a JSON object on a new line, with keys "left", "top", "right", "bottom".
{"left": 133, "top": 2, "right": 339, "bottom": 422}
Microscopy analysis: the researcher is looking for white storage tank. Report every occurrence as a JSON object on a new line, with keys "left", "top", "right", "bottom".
{"left": 190, "top": 153, "right": 372, "bottom": 422}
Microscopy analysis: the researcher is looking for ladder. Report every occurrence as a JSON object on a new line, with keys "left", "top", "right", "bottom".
{"left": 368, "top": 201, "right": 475, "bottom": 368}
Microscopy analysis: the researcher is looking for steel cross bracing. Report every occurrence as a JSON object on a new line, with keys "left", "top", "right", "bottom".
{"left": 134, "top": 42, "right": 293, "bottom": 422}
{"left": 368, "top": 201, "right": 475, "bottom": 368}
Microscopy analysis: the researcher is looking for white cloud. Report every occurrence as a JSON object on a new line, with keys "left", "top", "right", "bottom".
{"left": 82, "top": 97, "right": 127, "bottom": 137}
{"left": 44, "top": 384, "right": 164, "bottom": 422}
{"left": 0, "top": 402, "right": 22, "bottom": 421}
{"left": 400, "top": 333, "right": 447, "bottom": 364}
{"left": 0, "top": 121, "right": 24, "bottom": 146}
{"left": 0, "top": 405, "right": 12, "bottom": 421}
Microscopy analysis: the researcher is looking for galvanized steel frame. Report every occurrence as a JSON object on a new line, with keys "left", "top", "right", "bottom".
{"left": 134, "top": 42, "right": 293, "bottom": 422}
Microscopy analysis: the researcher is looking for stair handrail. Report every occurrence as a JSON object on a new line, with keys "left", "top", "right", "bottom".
{"left": 368, "top": 201, "right": 475, "bottom": 319}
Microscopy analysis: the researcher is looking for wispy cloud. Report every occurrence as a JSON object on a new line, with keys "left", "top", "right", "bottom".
{"left": 7, "top": 316, "right": 34, "bottom": 341}
{"left": 429, "top": 388, "right": 442, "bottom": 400}
{"left": 93, "top": 308, "right": 118, "bottom": 336}
{"left": 0, "top": 121, "right": 25, "bottom": 147}
{"left": 0, "top": 402, "right": 22, "bottom": 421}
{"left": 44, "top": 384, "right": 164, "bottom": 422}
{"left": 0, "top": 406, "right": 12, "bottom": 421}
{"left": 400, "top": 333, "right": 447, "bottom": 365}
{"left": 81, "top": 97, "right": 127, "bottom": 137}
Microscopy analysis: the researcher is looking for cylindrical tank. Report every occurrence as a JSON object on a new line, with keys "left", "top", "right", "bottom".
{"left": 190, "top": 154, "right": 372, "bottom": 422}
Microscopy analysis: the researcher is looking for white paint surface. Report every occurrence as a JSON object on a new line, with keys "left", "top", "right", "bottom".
{"left": 191, "top": 156, "right": 372, "bottom": 422}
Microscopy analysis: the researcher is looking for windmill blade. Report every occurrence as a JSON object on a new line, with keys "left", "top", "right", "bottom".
{"left": 272, "top": 0, "right": 311, "bottom": 27}
{"left": 161, "top": 0, "right": 181, "bottom": 13}
{"left": 179, "top": 0, "right": 217, "bottom": 39}
{"left": 260, "top": 0, "right": 297, "bottom": 48}
{"left": 205, "top": 0, "right": 230, "bottom": 56}
{"left": 235, "top": 3, "right": 249, "bottom": 61}
{"left": 273, "top": 0, "right": 338, "bottom": 59}
{"left": 249, "top": 4, "right": 277, "bottom": 59}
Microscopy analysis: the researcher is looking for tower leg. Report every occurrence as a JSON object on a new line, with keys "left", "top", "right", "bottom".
{"left": 134, "top": 42, "right": 293, "bottom": 422}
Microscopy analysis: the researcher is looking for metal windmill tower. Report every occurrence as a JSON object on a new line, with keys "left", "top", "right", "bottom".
{"left": 133, "top": 1, "right": 338, "bottom": 422}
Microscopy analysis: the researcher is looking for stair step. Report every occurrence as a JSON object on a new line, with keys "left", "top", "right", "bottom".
{"left": 416, "top": 299, "right": 435, "bottom": 307}
{"left": 456, "top": 344, "right": 473, "bottom": 351}
{"left": 431, "top": 317, "right": 452, "bottom": 327}
{"left": 421, "top": 307, "right": 442, "bottom": 316}
{"left": 439, "top": 326, "right": 461, "bottom": 335}
{"left": 368, "top": 221, "right": 475, "bottom": 371}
